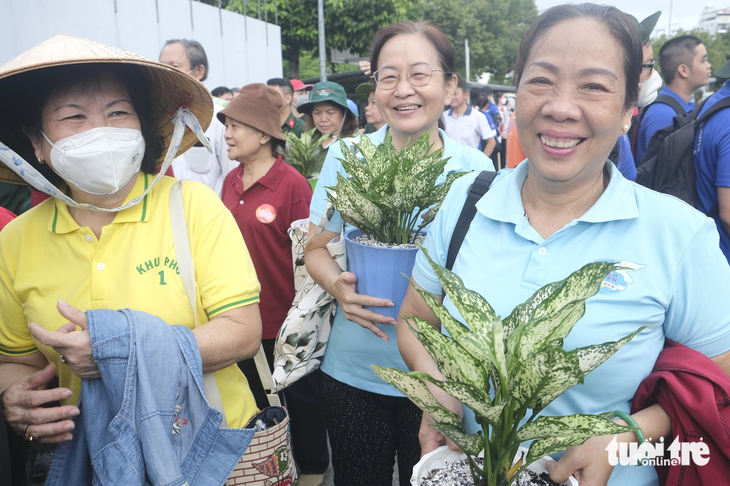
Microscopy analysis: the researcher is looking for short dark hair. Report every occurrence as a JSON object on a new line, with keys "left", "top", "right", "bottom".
{"left": 163, "top": 39, "right": 209, "bottom": 81}
{"left": 3, "top": 64, "right": 164, "bottom": 186}
{"left": 514, "top": 3, "right": 642, "bottom": 111}
{"left": 659, "top": 35, "right": 703, "bottom": 85}
{"left": 266, "top": 78, "right": 294, "bottom": 96}
{"left": 231, "top": 87, "right": 240, "bottom": 93}
{"left": 211, "top": 86, "right": 232, "bottom": 98}
{"left": 370, "top": 21, "right": 455, "bottom": 82}
{"left": 456, "top": 77, "right": 470, "bottom": 93}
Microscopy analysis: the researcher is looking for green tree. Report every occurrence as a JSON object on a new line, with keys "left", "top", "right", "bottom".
{"left": 226, "top": 0, "right": 411, "bottom": 78}
{"left": 408, "top": 0, "right": 537, "bottom": 82}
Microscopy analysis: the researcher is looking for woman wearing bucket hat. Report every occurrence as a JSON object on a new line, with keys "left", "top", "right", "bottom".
{"left": 304, "top": 22, "right": 493, "bottom": 485}
{"left": 0, "top": 34, "right": 262, "bottom": 457}
{"left": 219, "top": 84, "right": 330, "bottom": 485}
{"left": 297, "top": 81, "right": 358, "bottom": 167}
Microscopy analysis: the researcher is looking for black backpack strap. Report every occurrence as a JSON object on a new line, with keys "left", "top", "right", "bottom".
{"left": 445, "top": 171, "right": 497, "bottom": 271}
{"left": 695, "top": 96, "right": 730, "bottom": 124}
{"left": 652, "top": 95, "right": 687, "bottom": 116}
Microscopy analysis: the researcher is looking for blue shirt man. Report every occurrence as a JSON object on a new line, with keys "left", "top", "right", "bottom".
{"left": 635, "top": 86, "right": 695, "bottom": 163}
{"left": 616, "top": 134, "right": 637, "bottom": 181}
{"left": 694, "top": 79, "right": 730, "bottom": 263}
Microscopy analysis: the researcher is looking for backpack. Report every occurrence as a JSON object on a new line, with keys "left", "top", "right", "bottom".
{"left": 635, "top": 96, "right": 730, "bottom": 206}
{"left": 628, "top": 95, "right": 687, "bottom": 158}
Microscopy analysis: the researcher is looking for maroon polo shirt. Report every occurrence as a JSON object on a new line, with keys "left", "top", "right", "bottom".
{"left": 221, "top": 155, "right": 312, "bottom": 339}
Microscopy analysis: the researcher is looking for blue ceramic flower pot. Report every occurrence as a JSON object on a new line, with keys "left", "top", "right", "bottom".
{"left": 344, "top": 229, "right": 420, "bottom": 321}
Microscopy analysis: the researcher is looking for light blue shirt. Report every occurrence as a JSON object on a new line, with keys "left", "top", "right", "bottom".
{"left": 412, "top": 161, "right": 730, "bottom": 485}
{"left": 309, "top": 125, "right": 494, "bottom": 395}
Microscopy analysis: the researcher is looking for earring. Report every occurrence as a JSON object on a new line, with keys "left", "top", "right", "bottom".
{"left": 37, "top": 156, "right": 45, "bottom": 164}
{"left": 623, "top": 124, "right": 630, "bottom": 132}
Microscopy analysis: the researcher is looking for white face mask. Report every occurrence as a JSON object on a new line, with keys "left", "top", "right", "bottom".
{"left": 295, "top": 94, "right": 310, "bottom": 106}
{"left": 42, "top": 127, "right": 145, "bottom": 196}
{"left": 637, "top": 69, "right": 663, "bottom": 108}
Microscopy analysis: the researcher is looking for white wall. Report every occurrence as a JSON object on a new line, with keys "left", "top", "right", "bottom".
{"left": 0, "top": 0, "right": 283, "bottom": 90}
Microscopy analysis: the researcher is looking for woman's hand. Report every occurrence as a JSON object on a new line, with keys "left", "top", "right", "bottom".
{"left": 546, "top": 433, "right": 624, "bottom": 486}
{"left": 2, "top": 364, "right": 79, "bottom": 443}
{"left": 329, "top": 271, "right": 396, "bottom": 342}
{"left": 28, "top": 300, "right": 99, "bottom": 379}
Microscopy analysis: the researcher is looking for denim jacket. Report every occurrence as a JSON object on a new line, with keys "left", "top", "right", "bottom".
{"left": 46, "top": 309, "right": 255, "bottom": 486}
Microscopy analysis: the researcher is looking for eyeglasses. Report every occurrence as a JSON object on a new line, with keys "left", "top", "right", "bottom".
{"left": 371, "top": 65, "right": 449, "bottom": 90}
{"left": 642, "top": 60, "right": 655, "bottom": 75}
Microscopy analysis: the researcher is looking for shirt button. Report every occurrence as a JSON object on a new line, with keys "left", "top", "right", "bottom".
{"left": 85, "top": 235, "right": 93, "bottom": 242}
{"left": 96, "top": 263, "right": 105, "bottom": 270}
{"left": 239, "top": 200, "right": 244, "bottom": 205}
{"left": 538, "top": 247, "right": 547, "bottom": 256}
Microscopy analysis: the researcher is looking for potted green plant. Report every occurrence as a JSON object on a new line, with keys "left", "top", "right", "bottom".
{"left": 372, "top": 249, "right": 648, "bottom": 486}
{"left": 327, "top": 131, "right": 466, "bottom": 319}
{"left": 285, "top": 128, "right": 329, "bottom": 189}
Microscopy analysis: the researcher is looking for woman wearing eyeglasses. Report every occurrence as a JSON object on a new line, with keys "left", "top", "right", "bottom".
{"left": 304, "top": 21, "right": 493, "bottom": 486}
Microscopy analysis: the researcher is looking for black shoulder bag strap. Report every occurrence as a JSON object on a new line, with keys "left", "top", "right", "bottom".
{"left": 445, "top": 170, "right": 497, "bottom": 271}
{"left": 652, "top": 94, "right": 687, "bottom": 117}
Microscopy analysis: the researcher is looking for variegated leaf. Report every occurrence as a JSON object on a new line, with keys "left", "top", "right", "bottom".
{"left": 329, "top": 174, "right": 383, "bottom": 230}
{"left": 504, "top": 281, "right": 563, "bottom": 350}
{"left": 429, "top": 423, "right": 484, "bottom": 456}
{"left": 575, "top": 325, "right": 649, "bottom": 376}
{"left": 511, "top": 301, "right": 585, "bottom": 368}
{"left": 371, "top": 365, "right": 461, "bottom": 426}
{"left": 516, "top": 413, "right": 637, "bottom": 441}
{"left": 510, "top": 345, "right": 584, "bottom": 410}
{"left": 456, "top": 319, "right": 509, "bottom": 386}
{"left": 419, "top": 246, "right": 497, "bottom": 330}
{"left": 410, "top": 281, "right": 471, "bottom": 339}
{"left": 337, "top": 143, "right": 373, "bottom": 192}
{"left": 402, "top": 161, "right": 449, "bottom": 206}
{"left": 411, "top": 372, "right": 505, "bottom": 425}
{"left": 366, "top": 159, "right": 400, "bottom": 202}
{"left": 525, "top": 436, "right": 588, "bottom": 466}
{"left": 355, "top": 135, "right": 378, "bottom": 162}
{"left": 532, "top": 262, "right": 617, "bottom": 322}
{"left": 407, "top": 315, "right": 488, "bottom": 390}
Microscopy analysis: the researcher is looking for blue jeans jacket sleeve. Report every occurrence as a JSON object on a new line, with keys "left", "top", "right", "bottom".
{"left": 46, "top": 309, "right": 255, "bottom": 486}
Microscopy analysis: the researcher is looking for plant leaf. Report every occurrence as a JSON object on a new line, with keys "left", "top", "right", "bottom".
{"left": 516, "top": 413, "right": 637, "bottom": 441}
{"left": 407, "top": 316, "right": 488, "bottom": 391}
{"left": 429, "top": 423, "right": 484, "bottom": 456}
{"left": 510, "top": 345, "right": 584, "bottom": 410}
{"left": 456, "top": 319, "right": 509, "bottom": 387}
{"left": 328, "top": 174, "right": 383, "bottom": 232}
{"left": 418, "top": 245, "right": 497, "bottom": 330}
{"left": 504, "top": 281, "right": 562, "bottom": 347}
{"left": 370, "top": 365, "right": 461, "bottom": 426}
{"left": 525, "top": 436, "right": 588, "bottom": 466}
{"left": 411, "top": 372, "right": 506, "bottom": 424}
{"left": 574, "top": 325, "right": 650, "bottom": 376}
{"left": 409, "top": 280, "right": 471, "bottom": 339}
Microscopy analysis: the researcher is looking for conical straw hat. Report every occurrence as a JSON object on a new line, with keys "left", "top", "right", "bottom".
{"left": 0, "top": 34, "right": 213, "bottom": 184}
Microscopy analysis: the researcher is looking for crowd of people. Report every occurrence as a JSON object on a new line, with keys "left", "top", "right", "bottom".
{"left": 1, "top": 3, "right": 730, "bottom": 486}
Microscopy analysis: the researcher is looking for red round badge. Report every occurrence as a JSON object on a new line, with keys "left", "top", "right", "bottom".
{"left": 256, "top": 204, "right": 277, "bottom": 223}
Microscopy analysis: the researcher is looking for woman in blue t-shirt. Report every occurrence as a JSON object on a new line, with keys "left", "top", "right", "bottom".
{"left": 305, "top": 21, "right": 493, "bottom": 486}
{"left": 399, "top": 5, "right": 730, "bottom": 486}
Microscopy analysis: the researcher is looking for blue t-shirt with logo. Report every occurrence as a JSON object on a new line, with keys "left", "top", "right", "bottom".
{"left": 412, "top": 161, "right": 730, "bottom": 486}
{"left": 694, "top": 80, "right": 730, "bottom": 263}
{"left": 636, "top": 87, "right": 695, "bottom": 163}
{"left": 309, "top": 125, "right": 494, "bottom": 396}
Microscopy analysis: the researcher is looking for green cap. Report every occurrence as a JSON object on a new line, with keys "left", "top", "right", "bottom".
{"left": 627, "top": 11, "right": 661, "bottom": 45}
{"left": 297, "top": 81, "right": 356, "bottom": 117}
{"left": 715, "top": 59, "right": 730, "bottom": 78}
{"left": 355, "top": 82, "right": 375, "bottom": 102}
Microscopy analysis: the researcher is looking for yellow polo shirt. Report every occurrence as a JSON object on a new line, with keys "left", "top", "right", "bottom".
{"left": 0, "top": 174, "right": 261, "bottom": 428}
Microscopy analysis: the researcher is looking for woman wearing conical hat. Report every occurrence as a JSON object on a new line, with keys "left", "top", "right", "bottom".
{"left": 0, "top": 35, "right": 263, "bottom": 477}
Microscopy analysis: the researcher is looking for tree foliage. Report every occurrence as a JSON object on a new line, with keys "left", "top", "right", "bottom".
{"left": 409, "top": 0, "right": 537, "bottom": 81}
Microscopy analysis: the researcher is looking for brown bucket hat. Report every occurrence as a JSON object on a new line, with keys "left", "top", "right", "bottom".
{"left": 0, "top": 34, "right": 214, "bottom": 184}
{"left": 217, "top": 83, "right": 287, "bottom": 141}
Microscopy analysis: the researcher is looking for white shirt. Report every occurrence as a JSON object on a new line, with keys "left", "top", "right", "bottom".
{"left": 441, "top": 105, "right": 496, "bottom": 150}
{"left": 172, "top": 102, "right": 238, "bottom": 197}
